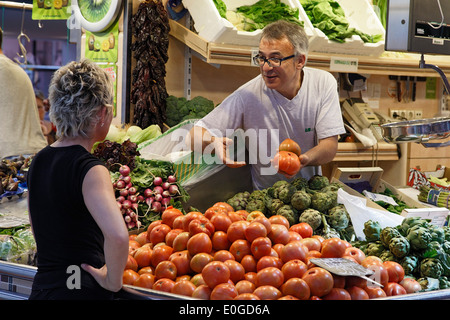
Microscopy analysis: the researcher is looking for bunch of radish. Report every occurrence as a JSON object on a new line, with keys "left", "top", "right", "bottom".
{"left": 143, "top": 174, "right": 180, "bottom": 215}
{"left": 113, "top": 164, "right": 143, "bottom": 229}
{"left": 113, "top": 164, "right": 182, "bottom": 229}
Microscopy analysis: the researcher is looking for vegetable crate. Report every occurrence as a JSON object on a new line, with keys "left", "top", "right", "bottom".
{"left": 181, "top": 0, "right": 317, "bottom": 48}
{"left": 306, "top": 0, "right": 386, "bottom": 56}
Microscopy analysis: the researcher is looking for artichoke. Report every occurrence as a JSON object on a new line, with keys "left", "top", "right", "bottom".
{"left": 363, "top": 220, "right": 382, "bottom": 242}
{"left": 266, "top": 198, "right": 285, "bottom": 216}
{"left": 320, "top": 182, "right": 342, "bottom": 193}
{"left": 319, "top": 213, "right": 340, "bottom": 239}
{"left": 406, "top": 225, "right": 432, "bottom": 251}
{"left": 389, "top": 235, "right": 410, "bottom": 258}
{"left": 276, "top": 204, "right": 299, "bottom": 227}
{"left": 399, "top": 216, "right": 430, "bottom": 236}
{"left": 299, "top": 208, "right": 322, "bottom": 231}
{"left": 290, "top": 190, "right": 311, "bottom": 211}
{"left": 278, "top": 183, "right": 296, "bottom": 204}
{"left": 291, "top": 177, "right": 308, "bottom": 191}
{"left": 420, "top": 258, "right": 444, "bottom": 278}
{"left": 310, "top": 191, "right": 335, "bottom": 212}
{"left": 267, "top": 180, "right": 289, "bottom": 198}
{"left": 226, "top": 191, "right": 250, "bottom": 211}
{"left": 327, "top": 204, "right": 349, "bottom": 230}
{"left": 308, "top": 175, "right": 329, "bottom": 190}
{"left": 379, "top": 250, "right": 396, "bottom": 262}
{"left": 399, "top": 255, "right": 419, "bottom": 275}
{"left": 429, "top": 225, "right": 445, "bottom": 244}
{"left": 380, "top": 227, "right": 401, "bottom": 248}
{"left": 442, "top": 241, "right": 450, "bottom": 255}
{"left": 439, "top": 276, "right": 450, "bottom": 289}
{"left": 365, "top": 241, "right": 385, "bottom": 257}
{"left": 245, "top": 199, "right": 267, "bottom": 215}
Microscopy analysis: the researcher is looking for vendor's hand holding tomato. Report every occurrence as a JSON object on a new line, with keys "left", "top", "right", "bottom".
{"left": 272, "top": 138, "right": 302, "bottom": 177}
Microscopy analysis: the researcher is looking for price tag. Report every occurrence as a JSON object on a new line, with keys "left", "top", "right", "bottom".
{"left": 329, "top": 56, "right": 358, "bottom": 72}
{"left": 310, "top": 258, "right": 383, "bottom": 287}
{"left": 363, "top": 190, "right": 398, "bottom": 206}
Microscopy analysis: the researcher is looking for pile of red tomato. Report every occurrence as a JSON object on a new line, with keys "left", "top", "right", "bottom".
{"left": 124, "top": 202, "right": 422, "bottom": 300}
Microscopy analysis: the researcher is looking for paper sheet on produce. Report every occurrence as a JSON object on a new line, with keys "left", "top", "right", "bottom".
{"left": 337, "top": 188, "right": 404, "bottom": 240}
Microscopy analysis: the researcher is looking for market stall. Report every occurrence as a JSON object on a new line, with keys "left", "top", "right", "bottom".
{"left": 3, "top": 0, "right": 450, "bottom": 302}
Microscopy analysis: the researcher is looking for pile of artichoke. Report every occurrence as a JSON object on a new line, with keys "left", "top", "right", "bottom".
{"left": 354, "top": 217, "right": 450, "bottom": 292}
{"left": 226, "top": 175, "right": 356, "bottom": 241}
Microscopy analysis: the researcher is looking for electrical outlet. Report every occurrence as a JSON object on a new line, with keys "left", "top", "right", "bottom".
{"left": 400, "top": 110, "right": 407, "bottom": 119}
{"left": 390, "top": 109, "right": 399, "bottom": 118}
{"left": 407, "top": 110, "right": 415, "bottom": 120}
{"left": 415, "top": 110, "right": 423, "bottom": 119}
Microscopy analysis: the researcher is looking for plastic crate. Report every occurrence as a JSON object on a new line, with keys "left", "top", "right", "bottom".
{"left": 181, "top": 0, "right": 317, "bottom": 47}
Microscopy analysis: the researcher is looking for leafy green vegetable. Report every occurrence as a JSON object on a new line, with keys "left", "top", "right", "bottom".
{"left": 300, "top": 0, "right": 383, "bottom": 43}
{"left": 213, "top": 0, "right": 227, "bottom": 19}
{"left": 165, "top": 95, "right": 215, "bottom": 127}
{"left": 234, "top": 0, "right": 304, "bottom": 32}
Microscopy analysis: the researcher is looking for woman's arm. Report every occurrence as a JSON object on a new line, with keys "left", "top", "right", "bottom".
{"left": 81, "top": 165, "right": 129, "bottom": 292}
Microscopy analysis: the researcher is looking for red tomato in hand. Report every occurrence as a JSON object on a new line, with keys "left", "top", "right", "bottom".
{"left": 273, "top": 151, "right": 301, "bottom": 176}
{"left": 279, "top": 138, "right": 301, "bottom": 156}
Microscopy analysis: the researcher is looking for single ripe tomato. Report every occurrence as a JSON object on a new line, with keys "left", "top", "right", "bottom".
{"left": 171, "top": 280, "right": 197, "bottom": 297}
{"left": 211, "top": 231, "right": 231, "bottom": 250}
{"left": 133, "top": 246, "right": 153, "bottom": 269}
{"left": 161, "top": 207, "right": 184, "bottom": 228}
{"left": 245, "top": 221, "right": 267, "bottom": 242}
{"left": 302, "top": 267, "right": 334, "bottom": 297}
{"left": 224, "top": 260, "right": 246, "bottom": 284}
{"left": 186, "top": 232, "right": 212, "bottom": 256}
{"left": 190, "top": 252, "right": 214, "bottom": 273}
{"left": 343, "top": 247, "right": 366, "bottom": 264}
{"left": 154, "top": 260, "right": 177, "bottom": 280}
{"left": 168, "top": 250, "right": 191, "bottom": 275}
{"left": 192, "top": 285, "right": 212, "bottom": 300}
{"left": 152, "top": 278, "right": 175, "bottom": 292}
{"left": 202, "top": 261, "right": 231, "bottom": 289}
{"left": 346, "top": 286, "right": 369, "bottom": 300}
{"left": 229, "top": 239, "right": 251, "bottom": 262}
{"left": 227, "top": 220, "right": 250, "bottom": 243}
{"left": 322, "top": 287, "right": 352, "bottom": 300}
{"left": 384, "top": 282, "right": 407, "bottom": 296}
{"left": 252, "top": 285, "right": 282, "bottom": 300}
{"left": 273, "top": 151, "right": 301, "bottom": 176}
{"left": 280, "top": 277, "right": 310, "bottom": 300}
{"left": 290, "top": 222, "right": 313, "bottom": 238}
{"left": 151, "top": 244, "right": 173, "bottom": 267}
{"left": 188, "top": 218, "right": 215, "bottom": 237}
{"left": 279, "top": 138, "right": 301, "bottom": 156}
{"left": 133, "top": 273, "right": 155, "bottom": 289}
{"left": 280, "top": 240, "right": 308, "bottom": 263}
{"left": 250, "top": 236, "right": 272, "bottom": 260}
{"left": 149, "top": 223, "right": 172, "bottom": 245}
{"left": 320, "top": 238, "right": 347, "bottom": 258}
{"left": 123, "top": 269, "right": 140, "bottom": 285}
{"left": 256, "top": 267, "right": 284, "bottom": 288}
{"left": 281, "top": 259, "right": 308, "bottom": 280}
{"left": 210, "top": 283, "right": 238, "bottom": 300}
{"left": 268, "top": 215, "right": 290, "bottom": 229}
{"left": 383, "top": 261, "right": 405, "bottom": 283}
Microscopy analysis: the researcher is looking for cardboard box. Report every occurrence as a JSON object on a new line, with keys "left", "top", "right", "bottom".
{"left": 330, "top": 177, "right": 387, "bottom": 211}
{"left": 401, "top": 208, "right": 449, "bottom": 227}
{"left": 332, "top": 167, "right": 427, "bottom": 210}
{"left": 333, "top": 167, "right": 383, "bottom": 193}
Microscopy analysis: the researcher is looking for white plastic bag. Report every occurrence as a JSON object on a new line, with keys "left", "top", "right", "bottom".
{"left": 337, "top": 188, "right": 404, "bottom": 240}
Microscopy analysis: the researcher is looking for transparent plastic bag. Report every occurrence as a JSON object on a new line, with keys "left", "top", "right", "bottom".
{"left": 138, "top": 120, "right": 246, "bottom": 189}
{"left": 337, "top": 188, "right": 404, "bottom": 240}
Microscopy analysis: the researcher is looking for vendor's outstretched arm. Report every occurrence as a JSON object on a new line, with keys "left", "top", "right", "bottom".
{"left": 299, "top": 136, "right": 339, "bottom": 170}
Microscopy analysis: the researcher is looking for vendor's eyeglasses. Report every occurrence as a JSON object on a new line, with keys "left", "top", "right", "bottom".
{"left": 252, "top": 54, "right": 296, "bottom": 67}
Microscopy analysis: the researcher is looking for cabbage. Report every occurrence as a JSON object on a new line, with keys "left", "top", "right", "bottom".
{"left": 126, "top": 125, "right": 142, "bottom": 137}
{"left": 105, "top": 125, "right": 127, "bottom": 142}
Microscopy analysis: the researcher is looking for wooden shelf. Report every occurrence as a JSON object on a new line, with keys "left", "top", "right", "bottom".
{"left": 334, "top": 142, "right": 399, "bottom": 162}
{"left": 169, "top": 19, "right": 450, "bottom": 77}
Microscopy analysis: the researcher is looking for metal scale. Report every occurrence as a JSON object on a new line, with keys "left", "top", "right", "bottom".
{"left": 382, "top": 0, "right": 450, "bottom": 147}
